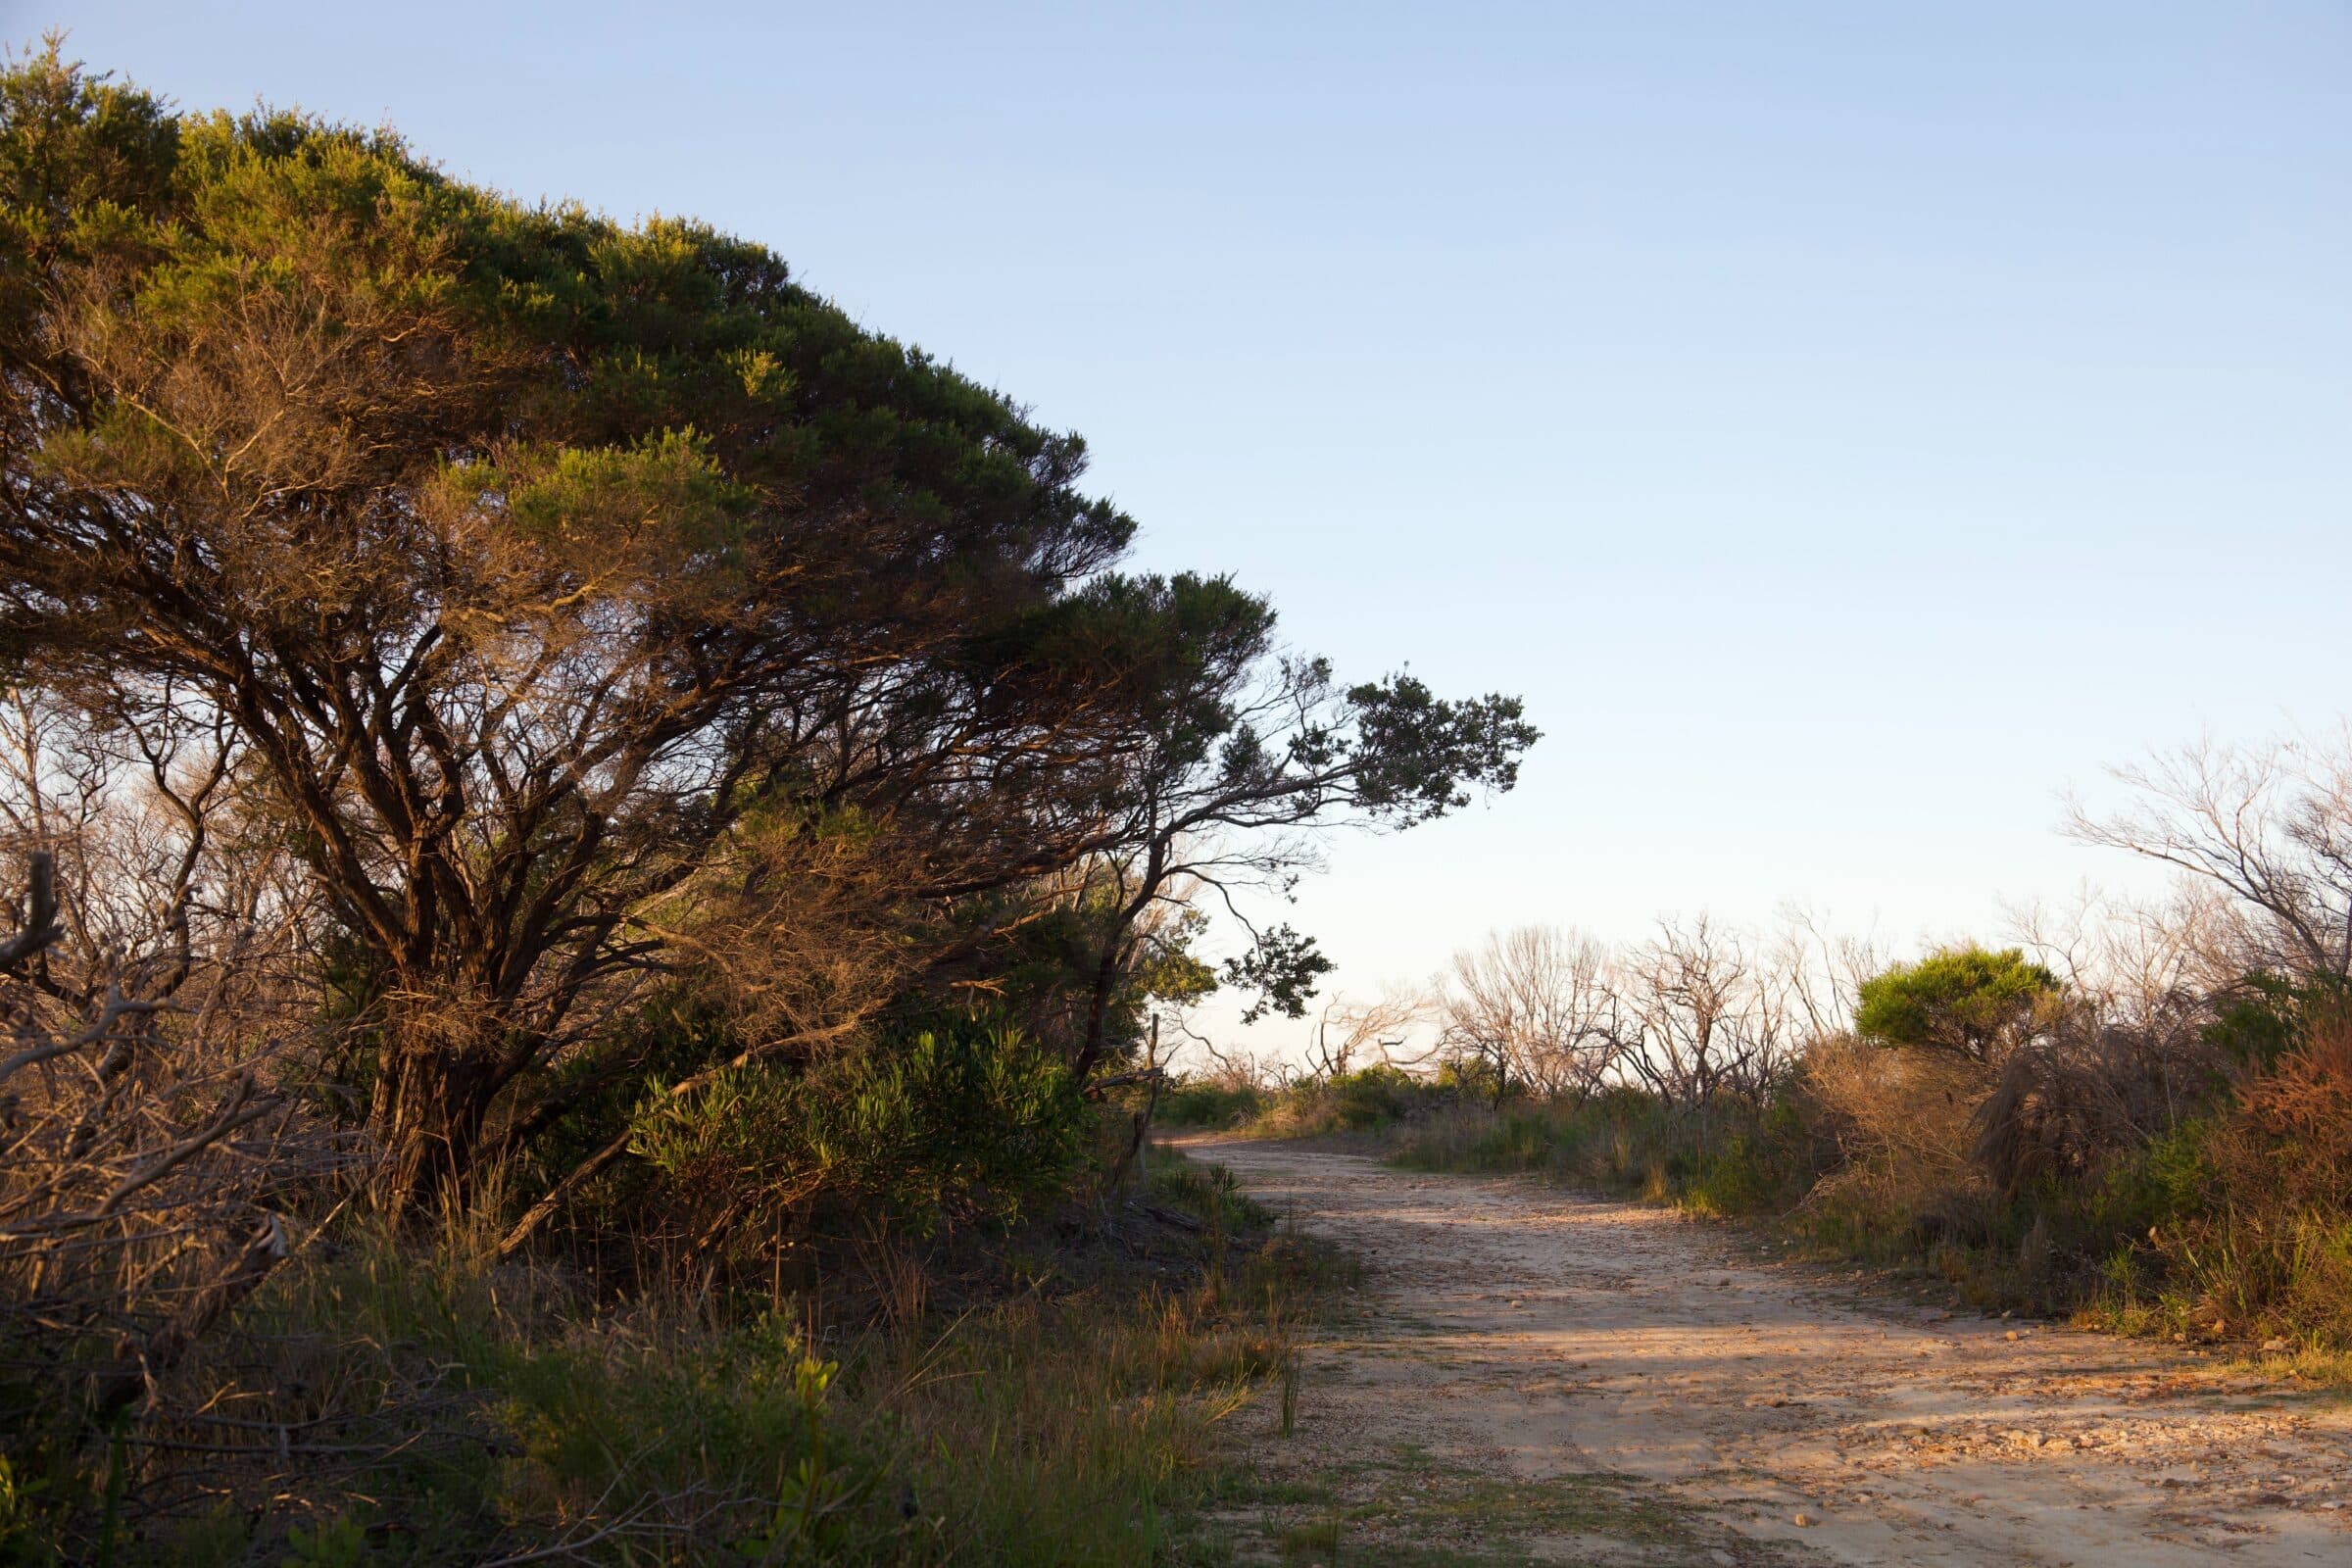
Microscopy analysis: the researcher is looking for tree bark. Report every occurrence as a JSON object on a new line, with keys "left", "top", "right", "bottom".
{"left": 369, "top": 1024, "right": 502, "bottom": 1211}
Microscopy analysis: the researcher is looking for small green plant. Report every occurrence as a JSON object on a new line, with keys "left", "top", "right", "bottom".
{"left": 740, "top": 1355, "right": 879, "bottom": 1557}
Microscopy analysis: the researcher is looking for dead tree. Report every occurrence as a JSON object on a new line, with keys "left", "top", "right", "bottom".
{"left": 1440, "top": 926, "right": 1623, "bottom": 1103}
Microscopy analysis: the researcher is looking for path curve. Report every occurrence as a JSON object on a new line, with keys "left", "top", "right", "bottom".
{"left": 1183, "top": 1137, "right": 2352, "bottom": 1566}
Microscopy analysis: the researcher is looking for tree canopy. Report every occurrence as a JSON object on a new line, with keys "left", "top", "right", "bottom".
{"left": 0, "top": 43, "right": 1537, "bottom": 1207}
{"left": 1854, "top": 946, "right": 2060, "bottom": 1064}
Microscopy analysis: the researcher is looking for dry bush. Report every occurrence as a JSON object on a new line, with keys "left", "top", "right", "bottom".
{"left": 1798, "top": 1033, "right": 1987, "bottom": 1215}
{"left": 2122, "top": 1012, "right": 2352, "bottom": 1345}
{"left": 0, "top": 691, "right": 353, "bottom": 1542}
{"left": 1438, "top": 926, "right": 1620, "bottom": 1100}
{"left": 2237, "top": 1013, "right": 2352, "bottom": 1202}
{"left": 1619, "top": 916, "right": 1795, "bottom": 1142}
{"left": 0, "top": 855, "right": 338, "bottom": 1445}
{"left": 1971, "top": 1006, "right": 2218, "bottom": 1201}
{"left": 2069, "top": 731, "right": 2352, "bottom": 987}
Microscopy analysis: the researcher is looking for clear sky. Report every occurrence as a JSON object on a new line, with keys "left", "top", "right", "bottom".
{"left": 23, "top": 2, "right": 2350, "bottom": 1055}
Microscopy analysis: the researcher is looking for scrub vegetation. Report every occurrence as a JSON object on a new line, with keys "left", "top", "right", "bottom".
{"left": 1170, "top": 736, "right": 2352, "bottom": 1367}
{"left": 0, "top": 42, "right": 1497, "bottom": 1560}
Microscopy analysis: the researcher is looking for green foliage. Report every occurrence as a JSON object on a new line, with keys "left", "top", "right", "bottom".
{"left": 1324, "top": 1065, "right": 1431, "bottom": 1130}
{"left": 1854, "top": 945, "right": 2061, "bottom": 1061}
{"left": 279, "top": 1517, "right": 368, "bottom": 1568}
{"left": 629, "top": 1015, "right": 1090, "bottom": 1238}
{"left": 1221, "top": 924, "right": 1335, "bottom": 1024}
{"left": 0, "top": 40, "right": 1539, "bottom": 1198}
{"left": 1345, "top": 673, "right": 1539, "bottom": 824}
{"left": 0, "top": 1454, "right": 58, "bottom": 1568}
{"left": 0, "top": 38, "right": 1547, "bottom": 1563}
{"left": 1385, "top": 1087, "right": 1823, "bottom": 1212}
{"left": 1233, "top": 1064, "right": 1459, "bottom": 1139}
{"left": 74, "top": 1148, "right": 1348, "bottom": 1564}
{"left": 2202, "top": 972, "right": 2349, "bottom": 1069}
{"left": 1147, "top": 1160, "right": 1274, "bottom": 1235}
{"left": 2092, "top": 1116, "right": 2219, "bottom": 1239}
{"left": 1156, "top": 1077, "right": 1265, "bottom": 1129}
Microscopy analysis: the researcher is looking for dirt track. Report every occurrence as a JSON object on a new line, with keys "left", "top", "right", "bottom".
{"left": 1179, "top": 1137, "right": 2352, "bottom": 1567}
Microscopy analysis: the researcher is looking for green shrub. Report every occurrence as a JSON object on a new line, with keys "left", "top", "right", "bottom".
{"left": 1326, "top": 1064, "right": 1431, "bottom": 1129}
{"left": 1855, "top": 945, "right": 2061, "bottom": 1062}
{"left": 1156, "top": 1078, "right": 1265, "bottom": 1128}
{"left": 626, "top": 1014, "right": 1092, "bottom": 1248}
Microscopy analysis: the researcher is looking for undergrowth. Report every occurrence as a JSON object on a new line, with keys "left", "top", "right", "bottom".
{"left": 0, "top": 1152, "right": 1354, "bottom": 1565}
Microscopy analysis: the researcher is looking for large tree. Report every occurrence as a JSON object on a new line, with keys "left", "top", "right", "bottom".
{"left": 0, "top": 46, "right": 1537, "bottom": 1205}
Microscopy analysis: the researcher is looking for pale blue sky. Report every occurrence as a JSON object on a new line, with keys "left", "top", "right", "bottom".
{"left": 23, "top": 2, "right": 2351, "bottom": 1052}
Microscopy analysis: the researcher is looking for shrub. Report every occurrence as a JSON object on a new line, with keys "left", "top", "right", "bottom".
{"left": 623, "top": 1014, "right": 1092, "bottom": 1263}
{"left": 1326, "top": 1064, "right": 1431, "bottom": 1129}
{"left": 1156, "top": 1077, "right": 1265, "bottom": 1129}
{"left": 1855, "top": 946, "right": 2061, "bottom": 1063}
{"left": 1799, "top": 1032, "right": 1985, "bottom": 1217}
{"left": 2116, "top": 1010, "right": 2352, "bottom": 1345}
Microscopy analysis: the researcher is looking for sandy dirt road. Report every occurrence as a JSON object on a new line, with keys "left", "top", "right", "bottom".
{"left": 1177, "top": 1137, "right": 2352, "bottom": 1567}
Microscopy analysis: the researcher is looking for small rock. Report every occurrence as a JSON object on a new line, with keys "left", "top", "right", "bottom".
{"left": 2005, "top": 1330, "right": 2020, "bottom": 1342}
{"left": 1792, "top": 1512, "right": 1814, "bottom": 1527}
{"left": 1919, "top": 1307, "right": 1952, "bottom": 1323}
{"left": 2261, "top": 1337, "right": 2288, "bottom": 1352}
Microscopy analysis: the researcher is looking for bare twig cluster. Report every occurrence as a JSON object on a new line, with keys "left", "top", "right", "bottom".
{"left": 0, "top": 690, "right": 343, "bottom": 1475}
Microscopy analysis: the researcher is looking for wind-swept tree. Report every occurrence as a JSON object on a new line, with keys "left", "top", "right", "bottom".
{"left": 0, "top": 47, "right": 1538, "bottom": 1206}
{"left": 0, "top": 49, "right": 1143, "bottom": 1201}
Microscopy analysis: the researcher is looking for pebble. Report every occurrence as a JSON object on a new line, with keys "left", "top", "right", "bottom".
{"left": 1792, "top": 1512, "right": 1814, "bottom": 1527}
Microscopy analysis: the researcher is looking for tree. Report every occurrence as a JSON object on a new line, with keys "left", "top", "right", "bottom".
{"left": 0, "top": 51, "right": 1121, "bottom": 1201}
{"left": 1619, "top": 915, "right": 1787, "bottom": 1162}
{"left": 0, "top": 47, "right": 1538, "bottom": 1207}
{"left": 1439, "top": 925, "right": 1620, "bottom": 1102}
{"left": 1854, "top": 946, "right": 2060, "bottom": 1064}
{"left": 1028, "top": 573, "right": 1537, "bottom": 1078}
{"left": 0, "top": 673, "right": 331, "bottom": 1445}
{"left": 1302, "top": 985, "right": 1434, "bottom": 1078}
{"left": 2068, "top": 732, "right": 2352, "bottom": 987}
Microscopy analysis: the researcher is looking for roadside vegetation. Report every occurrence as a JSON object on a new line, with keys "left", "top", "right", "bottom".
{"left": 0, "top": 43, "right": 1480, "bottom": 1560}
{"left": 1164, "top": 735, "right": 2352, "bottom": 1366}
{"left": 3, "top": 32, "right": 2343, "bottom": 1562}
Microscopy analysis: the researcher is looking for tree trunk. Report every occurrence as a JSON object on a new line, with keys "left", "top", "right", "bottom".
{"left": 369, "top": 1024, "right": 502, "bottom": 1210}
{"left": 1073, "top": 940, "right": 1123, "bottom": 1082}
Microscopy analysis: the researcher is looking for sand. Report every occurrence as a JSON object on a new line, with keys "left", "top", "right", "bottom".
{"left": 1181, "top": 1136, "right": 2352, "bottom": 1566}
